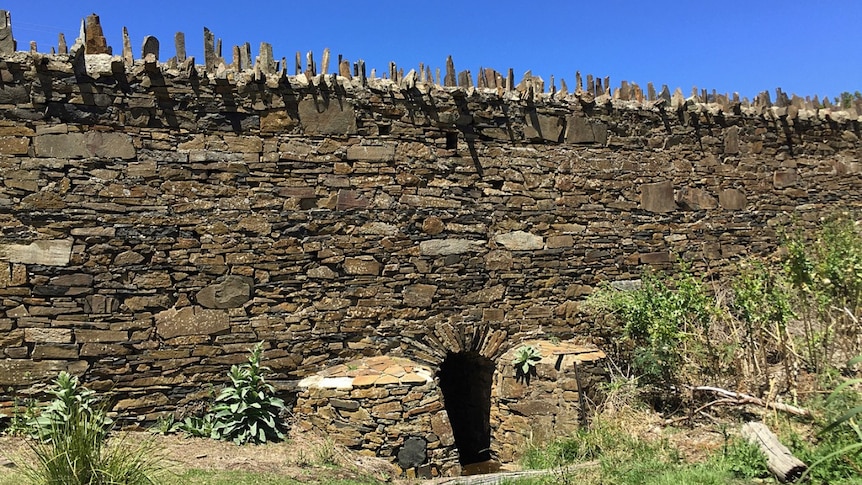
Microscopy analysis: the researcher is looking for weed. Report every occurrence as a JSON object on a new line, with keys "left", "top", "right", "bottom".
{"left": 210, "top": 342, "right": 287, "bottom": 445}
{"left": 512, "top": 345, "right": 541, "bottom": 377}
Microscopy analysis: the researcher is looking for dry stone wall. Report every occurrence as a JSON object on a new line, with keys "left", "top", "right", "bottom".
{"left": 0, "top": 28, "right": 861, "bottom": 424}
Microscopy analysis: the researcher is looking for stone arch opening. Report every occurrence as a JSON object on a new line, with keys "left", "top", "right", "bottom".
{"left": 437, "top": 351, "right": 495, "bottom": 466}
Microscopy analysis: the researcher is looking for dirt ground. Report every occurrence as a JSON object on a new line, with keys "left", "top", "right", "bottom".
{"left": 0, "top": 427, "right": 399, "bottom": 483}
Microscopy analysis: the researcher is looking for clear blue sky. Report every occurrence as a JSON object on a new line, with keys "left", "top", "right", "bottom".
{"left": 6, "top": 0, "right": 861, "bottom": 101}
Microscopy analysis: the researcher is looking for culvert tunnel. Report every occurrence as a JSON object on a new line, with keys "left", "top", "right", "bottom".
{"left": 437, "top": 351, "right": 495, "bottom": 467}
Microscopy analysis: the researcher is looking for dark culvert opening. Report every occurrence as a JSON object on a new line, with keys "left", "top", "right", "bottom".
{"left": 437, "top": 351, "right": 494, "bottom": 468}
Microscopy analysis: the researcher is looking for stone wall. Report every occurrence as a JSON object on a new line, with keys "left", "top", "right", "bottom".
{"left": 0, "top": 19, "right": 861, "bottom": 429}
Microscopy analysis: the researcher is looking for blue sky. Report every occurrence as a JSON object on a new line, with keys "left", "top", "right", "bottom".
{"left": 6, "top": 1, "right": 861, "bottom": 101}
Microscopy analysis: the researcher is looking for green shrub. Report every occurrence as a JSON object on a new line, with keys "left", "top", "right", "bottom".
{"left": 18, "top": 373, "right": 166, "bottom": 485}
{"left": 210, "top": 342, "right": 287, "bottom": 445}
{"left": 586, "top": 264, "right": 713, "bottom": 383}
{"left": 28, "top": 372, "right": 112, "bottom": 442}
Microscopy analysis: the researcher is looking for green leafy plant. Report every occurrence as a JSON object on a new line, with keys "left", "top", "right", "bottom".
{"left": 210, "top": 342, "right": 286, "bottom": 445}
{"left": 800, "top": 354, "right": 862, "bottom": 481}
{"left": 17, "top": 373, "right": 166, "bottom": 485}
{"left": 512, "top": 345, "right": 542, "bottom": 376}
{"left": 586, "top": 264, "right": 713, "bottom": 384}
{"left": 28, "top": 371, "right": 112, "bottom": 441}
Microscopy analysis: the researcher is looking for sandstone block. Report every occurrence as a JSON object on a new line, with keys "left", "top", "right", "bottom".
{"left": 298, "top": 98, "right": 357, "bottom": 135}
{"left": 80, "top": 343, "right": 130, "bottom": 357}
{"left": 419, "top": 239, "right": 483, "bottom": 256}
{"left": 155, "top": 306, "right": 230, "bottom": 339}
{"left": 565, "top": 114, "right": 608, "bottom": 144}
{"left": 32, "top": 344, "right": 79, "bottom": 359}
{"left": 260, "top": 110, "right": 298, "bottom": 133}
{"left": 719, "top": 188, "right": 747, "bottom": 210}
{"left": 678, "top": 187, "right": 717, "bottom": 210}
{"left": 640, "top": 181, "right": 676, "bottom": 213}
{"left": 308, "top": 266, "right": 339, "bottom": 279}
{"left": 724, "top": 125, "right": 740, "bottom": 154}
{"left": 773, "top": 169, "right": 798, "bottom": 189}
{"left": 495, "top": 231, "right": 544, "bottom": 250}
{"left": 346, "top": 145, "right": 395, "bottom": 161}
{"left": 403, "top": 284, "right": 437, "bottom": 308}
{"left": 196, "top": 275, "right": 254, "bottom": 309}
{"left": 0, "top": 136, "right": 29, "bottom": 154}
{"left": 0, "top": 239, "right": 73, "bottom": 266}
{"left": 34, "top": 133, "right": 135, "bottom": 159}
{"left": 524, "top": 113, "right": 563, "bottom": 142}
{"left": 343, "top": 257, "right": 381, "bottom": 275}
{"left": 115, "top": 393, "right": 169, "bottom": 411}
{"left": 24, "top": 328, "right": 73, "bottom": 343}
{"left": 546, "top": 235, "right": 574, "bottom": 249}
{"left": 75, "top": 329, "right": 128, "bottom": 343}
{"left": 0, "top": 360, "right": 88, "bottom": 386}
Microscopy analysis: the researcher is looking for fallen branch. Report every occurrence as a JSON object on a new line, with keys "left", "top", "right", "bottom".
{"left": 742, "top": 421, "right": 807, "bottom": 482}
{"left": 691, "top": 386, "right": 811, "bottom": 418}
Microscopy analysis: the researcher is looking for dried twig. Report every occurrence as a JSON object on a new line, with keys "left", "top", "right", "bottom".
{"left": 691, "top": 386, "right": 811, "bottom": 418}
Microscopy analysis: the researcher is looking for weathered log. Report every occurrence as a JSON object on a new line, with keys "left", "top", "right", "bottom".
{"left": 741, "top": 421, "right": 807, "bottom": 483}
{"left": 692, "top": 386, "right": 811, "bottom": 418}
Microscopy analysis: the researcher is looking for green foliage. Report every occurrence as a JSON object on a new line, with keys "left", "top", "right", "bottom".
{"left": 28, "top": 372, "right": 112, "bottom": 442}
{"left": 799, "top": 354, "right": 862, "bottom": 482}
{"left": 210, "top": 342, "right": 286, "bottom": 445}
{"left": 512, "top": 346, "right": 542, "bottom": 376}
{"left": 783, "top": 214, "right": 862, "bottom": 372}
{"left": 2, "top": 396, "right": 39, "bottom": 436}
{"left": 716, "top": 439, "right": 769, "bottom": 480}
{"left": 17, "top": 373, "right": 166, "bottom": 485}
{"left": 586, "top": 264, "right": 713, "bottom": 383}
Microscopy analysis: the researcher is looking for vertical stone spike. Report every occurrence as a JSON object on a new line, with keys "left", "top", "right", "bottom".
{"left": 457, "top": 70, "right": 472, "bottom": 88}
{"left": 0, "top": 10, "right": 14, "bottom": 54}
{"left": 240, "top": 43, "right": 251, "bottom": 71}
{"left": 258, "top": 42, "right": 274, "bottom": 74}
{"left": 174, "top": 32, "right": 186, "bottom": 63}
{"left": 647, "top": 82, "right": 656, "bottom": 101}
{"left": 29, "top": 40, "right": 36, "bottom": 54}
{"left": 141, "top": 36, "right": 159, "bottom": 61}
{"left": 603, "top": 76, "right": 610, "bottom": 95}
{"left": 231, "top": 45, "right": 241, "bottom": 70}
{"left": 320, "top": 48, "right": 330, "bottom": 74}
{"left": 672, "top": 87, "right": 685, "bottom": 109}
{"left": 575, "top": 71, "right": 583, "bottom": 92}
{"left": 397, "top": 67, "right": 403, "bottom": 83}
{"left": 418, "top": 62, "right": 424, "bottom": 82}
{"left": 619, "top": 80, "right": 629, "bottom": 100}
{"left": 122, "top": 27, "right": 133, "bottom": 66}
{"left": 477, "top": 66, "right": 484, "bottom": 88}
{"left": 58, "top": 32, "right": 67, "bottom": 55}
{"left": 659, "top": 84, "right": 671, "bottom": 103}
{"left": 506, "top": 68, "right": 514, "bottom": 92}
{"left": 426, "top": 66, "right": 433, "bottom": 85}
{"left": 495, "top": 71, "right": 503, "bottom": 90}
{"left": 358, "top": 59, "right": 366, "bottom": 85}
{"left": 586, "top": 74, "right": 594, "bottom": 94}
{"left": 305, "top": 50, "right": 315, "bottom": 78}
{"left": 559, "top": 78, "right": 568, "bottom": 96}
{"left": 294, "top": 51, "right": 301, "bottom": 75}
{"left": 444, "top": 55, "right": 456, "bottom": 87}
{"left": 216, "top": 38, "right": 222, "bottom": 60}
{"left": 388, "top": 61, "right": 396, "bottom": 80}
{"left": 339, "top": 60, "right": 351, "bottom": 78}
{"left": 550, "top": 75, "right": 555, "bottom": 96}
{"left": 595, "top": 77, "right": 602, "bottom": 97}
{"left": 435, "top": 67, "right": 441, "bottom": 85}
{"left": 84, "top": 13, "right": 111, "bottom": 54}
{"left": 203, "top": 28, "right": 216, "bottom": 72}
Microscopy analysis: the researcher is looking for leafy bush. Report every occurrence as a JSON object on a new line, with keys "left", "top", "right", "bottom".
{"left": 210, "top": 342, "right": 287, "bottom": 445}
{"left": 783, "top": 214, "right": 862, "bottom": 372}
{"left": 28, "top": 371, "right": 112, "bottom": 441}
{"left": 587, "top": 264, "right": 713, "bottom": 383}
{"left": 18, "top": 373, "right": 166, "bottom": 485}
